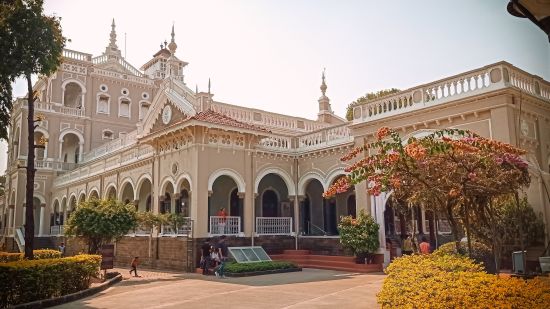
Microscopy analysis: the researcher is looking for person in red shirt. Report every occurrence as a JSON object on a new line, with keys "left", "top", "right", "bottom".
{"left": 419, "top": 236, "right": 430, "bottom": 254}
{"left": 217, "top": 207, "right": 227, "bottom": 234}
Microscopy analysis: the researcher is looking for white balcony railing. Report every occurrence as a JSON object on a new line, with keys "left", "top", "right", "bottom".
{"left": 18, "top": 159, "right": 77, "bottom": 171}
{"left": 209, "top": 216, "right": 242, "bottom": 236}
{"left": 255, "top": 217, "right": 294, "bottom": 236}
{"left": 126, "top": 225, "right": 152, "bottom": 237}
{"left": 160, "top": 220, "right": 192, "bottom": 237}
{"left": 50, "top": 225, "right": 64, "bottom": 236}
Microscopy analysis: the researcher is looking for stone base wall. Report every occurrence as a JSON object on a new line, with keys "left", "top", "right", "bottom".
{"left": 298, "top": 237, "right": 348, "bottom": 256}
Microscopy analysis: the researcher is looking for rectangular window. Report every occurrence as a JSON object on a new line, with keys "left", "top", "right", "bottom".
{"left": 119, "top": 100, "right": 130, "bottom": 118}
{"left": 98, "top": 96, "right": 109, "bottom": 114}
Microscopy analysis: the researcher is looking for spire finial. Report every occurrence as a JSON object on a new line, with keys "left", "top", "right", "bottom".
{"left": 104, "top": 18, "right": 120, "bottom": 55}
{"left": 168, "top": 24, "right": 178, "bottom": 54}
{"left": 320, "top": 68, "right": 327, "bottom": 96}
{"left": 208, "top": 78, "right": 211, "bottom": 94}
{"left": 195, "top": 84, "right": 198, "bottom": 94}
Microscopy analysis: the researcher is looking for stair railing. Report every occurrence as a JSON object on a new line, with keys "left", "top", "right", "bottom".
{"left": 15, "top": 227, "right": 25, "bottom": 253}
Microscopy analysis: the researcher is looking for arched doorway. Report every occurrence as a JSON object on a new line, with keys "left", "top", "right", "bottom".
{"left": 347, "top": 195, "right": 356, "bottom": 218}
{"left": 105, "top": 186, "right": 117, "bottom": 200}
{"left": 89, "top": 189, "right": 100, "bottom": 200}
{"left": 137, "top": 177, "right": 152, "bottom": 212}
{"left": 209, "top": 175, "right": 243, "bottom": 235}
{"left": 175, "top": 179, "right": 191, "bottom": 216}
{"left": 161, "top": 182, "right": 174, "bottom": 214}
{"left": 262, "top": 190, "right": 278, "bottom": 217}
{"left": 301, "top": 179, "right": 324, "bottom": 235}
{"left": 32, "top": 197, "right": 41, "bottom": 236}
{"left": 60, "top": 132, "right": 82, "bottom": 164}
{"left": 120, "top": 182, "right": 135, "bottom": 207}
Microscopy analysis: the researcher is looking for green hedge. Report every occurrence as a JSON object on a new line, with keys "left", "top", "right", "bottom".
{"left": 0, "top": 254, "right": 100, "bottom": 307}
{"left": 224, "top": 261, "right": 298, "bottom": 274}
{"left": 0, "top": 249, "right": 62, "bottom": 263}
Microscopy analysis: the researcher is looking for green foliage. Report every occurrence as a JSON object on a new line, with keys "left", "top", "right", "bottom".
{"left": 164, "top": 213, "right": 189, "bottom": 229}
{"left": 224, "top": 261, "right": 298, "bottom": 274}
{"left": 338, "top": 209, "right": 380, "bottom": 255}
{"left": 497, "top": 196, "right": 545, "bottom": 250}
{"left": 434, "top": 241, "right": 495, "bottom": 273}
{"left": 0, "top": 0, "right": 66, "bottom": 140}
{"left": 65, "top": 199, "right": 137, "bottom": 254}
{"left": 345, "top": 88, "right": 401, "bottom": 120}
{"left": 136, "top": 211, "right": 164, "bottom": 230}
{"left": 0, "top": 249, "right": 61, "bottom": 263}
{"left": 0, "top": 254, "right": 100, "bottom": 307}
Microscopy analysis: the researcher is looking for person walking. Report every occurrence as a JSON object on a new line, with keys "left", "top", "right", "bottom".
{"left": 201, "top": 238, "right": 212, "bottom": 275}
{"left": 419, "top": 236, "right": 430, "bottom": 255}
{"left": 402, "top": 235, "right": 413, "bottom": 255}
{"left": 129, "top": 256, "right": 140, "bottom": 277}
{"left": 58, "top": 242, "right": 66, "bottom": 257}
{"left": 214, "top": 235, "right": 228, "bottom": 278}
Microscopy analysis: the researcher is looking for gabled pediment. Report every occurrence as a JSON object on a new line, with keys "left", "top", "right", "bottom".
{"left": 139, "top": 84, "right": 197, "bottom": 137}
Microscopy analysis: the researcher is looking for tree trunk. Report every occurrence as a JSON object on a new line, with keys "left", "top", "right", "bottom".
{"left": 514, "top": 192, "right": 526, "bottom": 273}
{"left": 464, "top": 201, "right": 473, "bottom": 258}
{"left": 446, "top": 201, "right": 461, "bottom": 252}
{"left": 24, "top": 74, "right": 35, "bottom": 259}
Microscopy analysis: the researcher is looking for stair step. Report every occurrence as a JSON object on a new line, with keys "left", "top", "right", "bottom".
{"left": 282, "top": 250, "right": 310, "bottom": 255}
{"left": 272, "top": 254, "right": 356, "bottom": 263}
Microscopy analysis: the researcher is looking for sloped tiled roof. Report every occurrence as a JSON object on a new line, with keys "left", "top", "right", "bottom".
{"left": 191, "top": 109, "right": 271, "bottom": 133}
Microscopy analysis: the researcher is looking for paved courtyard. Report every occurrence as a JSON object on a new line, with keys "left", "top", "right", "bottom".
{"left": 54, "top": 268, "right": 385, "bottom": 309}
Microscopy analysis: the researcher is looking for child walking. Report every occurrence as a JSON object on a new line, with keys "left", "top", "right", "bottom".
{"left": 130, "top": 256, "right": 139, "bottom": 277}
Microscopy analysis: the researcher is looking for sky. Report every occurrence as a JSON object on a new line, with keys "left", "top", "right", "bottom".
{"left": 1, "top": 0, "right": 549, "bottom": 173}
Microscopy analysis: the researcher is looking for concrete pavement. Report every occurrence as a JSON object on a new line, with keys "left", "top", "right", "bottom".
{"left": 54, "top": 267, "right": 385, "bottom": 309}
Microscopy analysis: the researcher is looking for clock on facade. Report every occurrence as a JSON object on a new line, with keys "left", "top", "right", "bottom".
{"left": 162, "top": 105, "right": 172, "bottom": 124}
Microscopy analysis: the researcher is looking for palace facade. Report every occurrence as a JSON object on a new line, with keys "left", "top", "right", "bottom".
{"left": 1, "top": 21, "right": 549, "bottom": 268}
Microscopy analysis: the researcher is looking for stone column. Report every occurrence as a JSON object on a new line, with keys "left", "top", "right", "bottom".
{"left": 78, "top": 142, "right": 84, "bottom": 163}
{"left": 38, "top": 203, "right": 46, "bottom": 236}
{"left": 371, "top": 194, "right": 389, "bottom": 267}
{"left": 238, "top": 192, "right": 246, "bottom": 236}
{"left": 58, "top": 141, "right": 63, "bottom": 160}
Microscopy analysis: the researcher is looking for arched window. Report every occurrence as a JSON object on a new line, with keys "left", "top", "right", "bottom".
{"left": 161, "top": 193, "right": 171, "bottom": 214}
{"left": 63, "top": 82, "right": 84, "bottom": 108}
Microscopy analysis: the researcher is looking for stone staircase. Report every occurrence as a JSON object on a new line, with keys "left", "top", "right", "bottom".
{"left": 271, "top": 250, "right": 383, "bottom": 273}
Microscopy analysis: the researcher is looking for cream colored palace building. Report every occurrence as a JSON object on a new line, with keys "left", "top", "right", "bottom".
{"left": 1, "top": 22, "right": 549, "bottom": 264}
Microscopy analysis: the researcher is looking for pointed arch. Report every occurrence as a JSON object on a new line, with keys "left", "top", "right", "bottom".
{"left": 324, "top": 167, "right": 348, "bottom": 190}
{"left": 175, "top": 172, "right": 193, "bottom": 191}
{"left": 208, "top": 168, "right": 245, "bottom": 193}
{"left": 88, "top": 187, "right": 100, "bottom": 200}
{"left": 159, "top": 176, "right": 176, "bottom": 195}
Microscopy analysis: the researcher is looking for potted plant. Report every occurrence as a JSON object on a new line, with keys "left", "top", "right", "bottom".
{"left": 338, "top": 210, "right": 380, "bottom": 264}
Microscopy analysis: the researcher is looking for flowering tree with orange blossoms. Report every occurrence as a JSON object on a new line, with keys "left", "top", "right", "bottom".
{"left": 324, "top": 127, "right": 531, "bottom": 271}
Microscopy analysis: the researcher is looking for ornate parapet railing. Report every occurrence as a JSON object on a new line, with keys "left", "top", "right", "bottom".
{"left": 62, "top": 49, "right": 92, "bottom": 62}
{"left": 160, "top": 220, "right": 192, "bottom": 237}
{"left": 17, "top": 159, "right": 76, "bottom": 172}
{"left": 209, "top": 216, "right": 242, "bottom": 236}
{"left": 352, "top": 62, "right": 550, "bottom": 124}
{"left": 54, "top": 143, "right": 154, "bottom": 187}
{"left": 17, "top": 100, "right": 86, "bottom": 118}
{"left": 89, "top": 67, "right": 153, "bottom": 86}
{"left": 211, "top": 102, "right": 328, "bottom": 133}
{"left": 255, "top": 217, "right": 294, "bottom": 236}
{"left": 256, "top": 123, "right": 353, "bottom": 154}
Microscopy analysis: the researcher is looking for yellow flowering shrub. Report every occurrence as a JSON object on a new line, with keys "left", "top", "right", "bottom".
{"left": 0, "top": 254, "right": 101, "bottom": 307}
{"left": 377, "top": 254, "right": 550, "bottom": 308}
{"left": 0, "top": 249, "right": 61, "bottom": 263}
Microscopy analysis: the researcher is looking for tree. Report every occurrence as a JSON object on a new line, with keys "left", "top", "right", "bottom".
{"left": 324, "top": 127, "right": 530, "bottom": 272}
{"left": 65, "top": 199, "right": 137, "bottom": 254}
{"left": 0, "top": 0, "right": 65, "bottom": 258}
{"left": 345, "top": 88, "right": 401, "bottom": 120}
